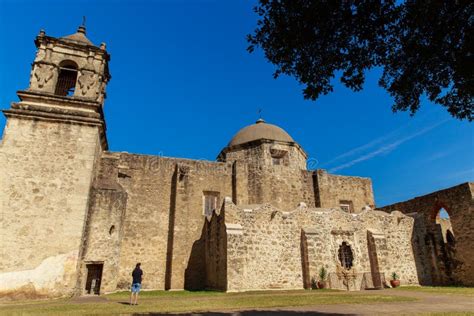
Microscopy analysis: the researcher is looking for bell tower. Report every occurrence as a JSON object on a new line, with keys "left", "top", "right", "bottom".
{"left": 11, "top": 25, "right": 111, "bottom": 148}
{"left": 0, "top": 26, "right": 111, "bottom": 298}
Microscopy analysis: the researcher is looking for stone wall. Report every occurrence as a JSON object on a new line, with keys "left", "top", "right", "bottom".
{"left": 313, "top": 169, "right": 375, "bottom": 213}
{"left": 0, "top": 117, "right": 101, "bottom": 298}
{"left": 79, "top": 152, "right": 233, "bottom": 292}
{"left": 224, "top": 203, "right": 306, "bottom": 291}
{"left": 210, "top": 199, "right": 418, "bottom": 292}
{"left": 223, "top": 142, "right": 375, "bottom": 213}
{"left": 407, "top": 213, "right": 433, "bottom": 285}
{"left": 436, "top": 218, "right": 454, "bottom": 243}
{"left": 380, "top": 182, "right": 474, "bottom": 286}
{"left": 78, "top": 153, "right": 128, "bottom": 294}
{"left": 224, "top": 141, "right": 313, "bottom": 210}
{"left": 204, "top": 203, "right": 228, "bottom": 291}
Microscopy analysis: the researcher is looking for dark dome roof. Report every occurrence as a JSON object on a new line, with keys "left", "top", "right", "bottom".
{"left": 228, "top": 119, "right": 294, "bottom": 147}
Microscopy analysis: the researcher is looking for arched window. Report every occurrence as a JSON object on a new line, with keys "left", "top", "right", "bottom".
{"left": 55, "top": 60, "right": 78, "bottom": 96}
{"left": 338, "top": 242, "right": 354, "bottom": 270}
{"left": 435, "top": 208, "right": 450, "bottom": 224}
{"left": 435, "top": 207, "right": 455, "bottom": 244}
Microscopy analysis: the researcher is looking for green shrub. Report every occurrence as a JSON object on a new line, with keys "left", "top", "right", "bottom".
{"left": 319, "top": 267, "right": 327, "bottom": 281}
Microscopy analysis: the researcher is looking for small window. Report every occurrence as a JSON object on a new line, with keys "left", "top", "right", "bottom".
{"left": 55, "top": 60, "right": 78, "bottom": 96}
{"left": 339, "top": 200, "right": 354, "bottom": 213}
{"left": 272, "top": 157, "right": 281, "bottom": 165}
{"left": 203, "top": 191, "right": 219, "bottom": 217}
{"left": 270, "top": 148, "right": 287, "bottom": 166}
{"left": 338, "top": 242, "right": 354, "bottom": 270}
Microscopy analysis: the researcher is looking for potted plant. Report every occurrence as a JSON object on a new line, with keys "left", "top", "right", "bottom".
{"left": 310, "top": 276, "right": 318, "bottom": 290}
{"left": 390, "top": 272, "right": 400, "bottom": 288}
{"left": 318, "top": 267, "right": 328, "bottom": 289}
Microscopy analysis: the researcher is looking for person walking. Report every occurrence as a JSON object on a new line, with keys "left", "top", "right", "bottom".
{"left": 130, "top": 263, "right": 143, "bottom": 305}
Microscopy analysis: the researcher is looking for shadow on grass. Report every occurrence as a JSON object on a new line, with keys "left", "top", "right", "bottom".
{"left": 130, "top": 312, "right": 349, "bottom": 316}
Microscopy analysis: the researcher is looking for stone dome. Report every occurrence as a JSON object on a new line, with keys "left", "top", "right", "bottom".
{"left": 228, "top": 119, "right": 295, "bottom": 147}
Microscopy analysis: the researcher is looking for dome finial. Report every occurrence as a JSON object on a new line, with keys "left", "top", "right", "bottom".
{"left": 256, "top": 108, "right": 265, "bottom": 124}
{"left": 77, "top": 16, "right": 86, "bottom": 34}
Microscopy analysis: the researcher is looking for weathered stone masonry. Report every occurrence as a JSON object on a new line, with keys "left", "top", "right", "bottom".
{"left": 0, "top": 26, "right": 472, "bottom": 299}
{"left": 0, "top": 26, "right": 109, "bottom": 298}
{"left": 206, "top": 199, "right": 419, "bottom": 292}
{"left": 380, "top": 183, "right": 474, "bottom": 286}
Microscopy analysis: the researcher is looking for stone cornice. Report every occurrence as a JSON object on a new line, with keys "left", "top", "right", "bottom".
{"left": 17, "top": 90, "right": 101, "bottom": 111}
{"left": 35, "top": 35, "right": 110, "bottom": 60}
{"left": 11, "top": 102, "right": 102, "bottom": 120}
{"left": 3, "top": 107, "right": 108, "bottom": 150}
{"left": 3, "top": 108, "right": 103, "bottom": 126}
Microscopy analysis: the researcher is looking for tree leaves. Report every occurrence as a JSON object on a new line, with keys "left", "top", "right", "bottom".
{"left": 248, "top": 0, "right": 473, "bottom": 121}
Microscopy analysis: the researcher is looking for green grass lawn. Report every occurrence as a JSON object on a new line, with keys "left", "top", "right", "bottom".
{"left": 396, "top": 286, "right": 474, "bottom": 296}
{"left": 0, "top": 289, "right": 415, "bottom": 316}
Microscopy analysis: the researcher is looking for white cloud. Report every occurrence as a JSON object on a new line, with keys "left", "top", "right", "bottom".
{"left": 443, "top": 168, "right": 474, "bottom": 180}
{"left": 322, "top": 124, "right": 409, "bottom": 167}
{"left": 328, "top": 120, "right": 448, "bottom": 173}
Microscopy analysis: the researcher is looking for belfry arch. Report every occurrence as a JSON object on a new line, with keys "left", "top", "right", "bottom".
{"left": 55, "top": 60, "right": 79, "bottom": 96}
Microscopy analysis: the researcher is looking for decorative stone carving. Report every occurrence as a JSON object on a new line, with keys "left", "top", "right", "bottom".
{"left": 77, "top": 71, "right": 97, "bottom": 96}
{"left": 96, "top": 80, "right": 106, "bottom": 103}
{"left": 33, "top": 64, "right": 54, "bottom": 88}
{"left": 335, "top": 265, "right": 358, "bottom": 291}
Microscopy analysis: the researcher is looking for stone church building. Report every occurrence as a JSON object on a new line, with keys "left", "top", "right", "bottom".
{"left": 0, "top": 26, "right": 472, "bottom": 298}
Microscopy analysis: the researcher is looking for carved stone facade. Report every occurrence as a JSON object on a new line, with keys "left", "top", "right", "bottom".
{"left": 0, "top": 27, "right": 472, "bottom": 299}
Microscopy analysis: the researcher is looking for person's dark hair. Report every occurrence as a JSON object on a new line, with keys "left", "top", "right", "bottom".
{"left": 136, "top": 263, "right": 141, "bottom": 268}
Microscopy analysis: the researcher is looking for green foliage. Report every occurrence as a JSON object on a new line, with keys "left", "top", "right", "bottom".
{"left": 391, "top": 272, "right": 400, "bottom": 280}
{"left": 311, "top": 276, "right": 318, "bottom": 289}
{"left": 319, "top": 266, "right": 328, "bottom": 281}
{"left": 248, "top": 0, "right": 473, "bottom": 121}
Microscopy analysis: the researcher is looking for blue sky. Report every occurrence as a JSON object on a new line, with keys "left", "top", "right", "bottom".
{"left": 0, "top": 0, "right": 473, "bottom": 207}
